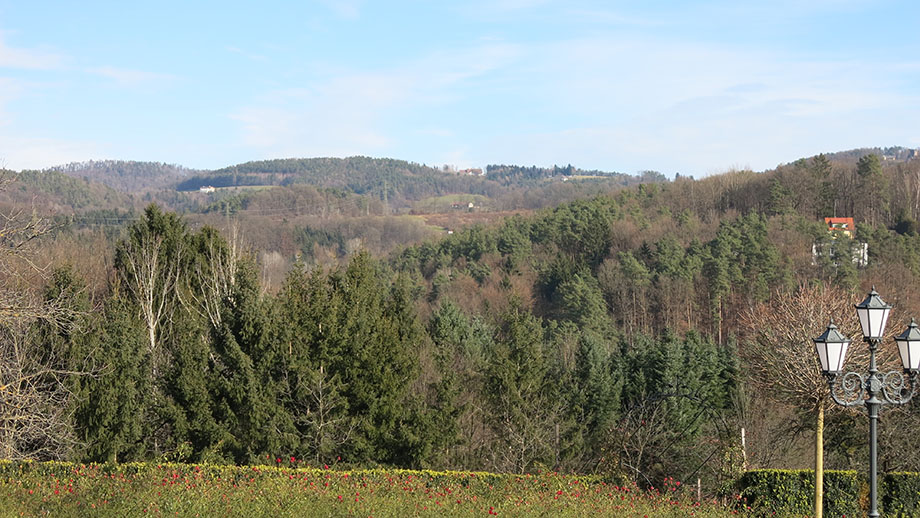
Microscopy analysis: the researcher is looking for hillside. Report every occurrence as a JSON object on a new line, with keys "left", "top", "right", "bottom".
{"left": 1, "top": 169, "right": 134, "bottom": 213}
{"left": 3, "top": 156, "right": 668, "bottom": 270}
{"left": 178, "top": 157, "right": 449, "bottom": 198}
{"left": 47, "top": 160, "right": 199, "bottom": 193}
{"left": 821, "top": 146, "right": 920, "bottom": 163}
{"left": 175, "top": 156, "right": 659, "bottom": 208}
{"left": 14, "top": 148, "right": 920, "bottom": 282}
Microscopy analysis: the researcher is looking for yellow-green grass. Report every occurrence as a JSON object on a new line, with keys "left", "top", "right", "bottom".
{"left": 413, "top": 194, "right": 491, "bottom": 213}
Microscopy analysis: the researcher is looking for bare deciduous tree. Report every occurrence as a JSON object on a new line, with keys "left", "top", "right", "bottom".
{"left": 741, "top": 282, "right": 872, "bottom": 518}
{"left": 0, "top": 323, "right": 78, "bottom": 459}
{"left": 0, "top": 171, "right": 85, "bottom": 460}
{"left": 115, "top": 206, "right": 185, "bottom": 378}
{"left": 182, "top": 222, "right": 243, "bottom": 328}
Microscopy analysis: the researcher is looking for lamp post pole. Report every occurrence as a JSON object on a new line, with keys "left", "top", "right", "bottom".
{"left": 866, "top": 336, "right": 881, "bottom": 518}
{"left": 814, "top": 288, "right": 920, "bottom": 518}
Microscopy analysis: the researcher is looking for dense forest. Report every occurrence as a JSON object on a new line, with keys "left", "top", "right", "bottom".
{"left": 47, "top": 160, "right": 199, "bottom": 193}
{"left": 4, "top": 149, "right": 920, "bottom": 495}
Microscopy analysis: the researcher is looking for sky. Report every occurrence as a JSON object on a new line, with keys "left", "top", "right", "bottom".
{"left": 0, "top": 0, "right": 918, "bottom": 177}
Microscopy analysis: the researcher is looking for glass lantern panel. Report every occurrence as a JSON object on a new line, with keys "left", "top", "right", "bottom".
{"left": 857, "top": 308, "right": 871, "bottom": 338}
{"left": 827, "top": 342, "right": 848, "bottom": 372}
{"left": 906, "top": 342, "right": 920, "bottom": 371}
{"left": 858, "top": 307, "right": 891, "bottom": 339}
{"left": 816, "top": 342, "right": 829, "bottom": 372}
{"left": 875, "top": 308, "right": 892, "bottom": 338}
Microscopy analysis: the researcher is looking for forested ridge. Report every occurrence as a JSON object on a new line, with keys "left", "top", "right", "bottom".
{"left": 46, "top": 160, "right": 198, "bottom": 193}
{"left": 7, "top": 156, "right": 669, "bottom": 276}
{"left": 4, "top": 149, "right": 920, "bottom": 494}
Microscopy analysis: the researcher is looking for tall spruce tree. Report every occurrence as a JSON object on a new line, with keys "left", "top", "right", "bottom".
{"left": 333, "top": 253, "right": 421, "bottom": 464}
{"left": 74, "top": 296, "right": 149, "bottom": 462}
{"left": 484, "top": 303, "right": 559, "bottom": 473}
{"left": 426, "top": 301, "right": 491, "bottom": 468}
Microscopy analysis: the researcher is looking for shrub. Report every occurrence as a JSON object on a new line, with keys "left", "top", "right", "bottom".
{"left": 882, "top": 472, "right": 920, "bottom": 517}
{"left": 735, "top": 469, "right": 920, "bottom": 518}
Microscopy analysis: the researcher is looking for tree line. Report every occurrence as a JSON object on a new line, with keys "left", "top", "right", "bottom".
{"left": 5, "top": 203, "right": 740, "bottom": 489}
{"left": 7, "top": 152, "right": 920, "bottom": 490}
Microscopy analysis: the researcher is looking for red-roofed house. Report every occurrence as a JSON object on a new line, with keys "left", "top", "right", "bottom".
{"left": 825, "top": 217, "right": 855, "bottom": 239}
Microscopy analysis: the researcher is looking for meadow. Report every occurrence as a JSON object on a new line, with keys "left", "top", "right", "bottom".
{"left": 0, "top": 461, "right": 740, "bottom": 518}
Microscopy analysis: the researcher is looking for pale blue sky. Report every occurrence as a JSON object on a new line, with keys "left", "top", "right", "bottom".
{"left": 1, "top": 0, "right": 918, "bottom": 176}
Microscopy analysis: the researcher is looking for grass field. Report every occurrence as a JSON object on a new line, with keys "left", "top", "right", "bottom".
{"left": 0, "top": 461, "right": 741, "bottom": 518}
{"left": 412, "top": 194, "right": 492, "bottom": 213}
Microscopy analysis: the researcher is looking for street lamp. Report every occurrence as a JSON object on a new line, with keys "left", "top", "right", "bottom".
{"left": 814, "top": 288, "right": 920, "bottom": 518}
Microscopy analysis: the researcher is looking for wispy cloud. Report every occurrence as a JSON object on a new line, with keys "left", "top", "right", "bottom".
{"left": 231, "top": 42, "right": 521, "bottom": 158}
{"left": 0, "top": 32, "right": 63, "bottom": 70}
{"left": 453, "top": 0, "right": 553, "bottom": 20}
{"left": 469, "top": 33, "right": 920, "bottom": 174}
{"left": 488, "top": 0, "right": 551, "bottom": 11}
{"left": 318, "top": 0, "right": 362, "bottom": 19}
{"left": 0, "top": 77, "right": 23, "bottom": 121}
{"left": 563, "top": 8, "right": 670, "bottom": 27}
{"left": 0, "top": 135, "right": 104, "bottom": 171}
{"left": 88, "top": 66, "right": 176, "bottom": 87}
{"left": 226, "top": 46, "right": 268, "bottom": 63}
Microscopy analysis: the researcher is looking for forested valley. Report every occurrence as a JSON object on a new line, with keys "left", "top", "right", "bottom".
{"left": 5, "top": 149, "right": 920, "bottom": 494}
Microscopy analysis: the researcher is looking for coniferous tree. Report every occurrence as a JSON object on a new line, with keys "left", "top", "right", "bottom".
{"left": 562, "top": 331, "right": 622, "bottom": 473}
{"left": 856, "top": 154, "right": 890, "bottom": 226}
{"left": 484, "top": 303, "right": 559, "bottom": 473}
{"left": 74, "top": 296, "right": 149, "bottom": 462}
{"left": 201, "top": 260, "right": 269, "bottom": 463}
{"left": 270, "top": 263, "right": 353, "bottom": 463}
{"left": 426, "top": 301, "right": 491, "bottom": 468}
{"left": 616, "top": 332, "right": 737, "bottom": 485}
{"left": 811, "top": 154, "right": 836, "bottom": 217}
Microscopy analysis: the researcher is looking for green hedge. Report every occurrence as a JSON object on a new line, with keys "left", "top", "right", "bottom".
{"left": 882, "top": 472, "right": 920, "bottom": 518}
{"left": 736, "top": 469, "right": 920, "bottom": 517}
{"left": 0, "top": 459, "right": 613, "bottom": 487}
{"left": 0, "top": 461, "right": 717, "bottom": 518}
{"left": 735, "top": 469, "right": 862, "bottom": 517}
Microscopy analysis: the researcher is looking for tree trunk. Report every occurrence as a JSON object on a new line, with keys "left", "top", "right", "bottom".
{"left": 815, "top": 400, "right": 825, "bottom": 518}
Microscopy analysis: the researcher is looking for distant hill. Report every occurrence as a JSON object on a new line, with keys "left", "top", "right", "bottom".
{"left": 176, "top": 156, "right": 474, "bottom": 203}
{"left": 4, "top": 156, "right": 667, "bottom": 228}
{"left": 485, "top": 163, "right": 665, "bottom": 185}
{"left": 46, "top": 160, "right": 199, "bottom": 193}
{"left": 816, "top": 146, "right": 920, "bottom": 163}
{"left": 2, "top": 169, "right": 133, "bottom": 213}
{"left": 175, "top": 156, "right": 663, "bottom": 208}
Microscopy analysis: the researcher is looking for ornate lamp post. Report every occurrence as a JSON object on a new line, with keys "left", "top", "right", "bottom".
{"left": 814, "top": 288, "right": 920, "bottom": 518}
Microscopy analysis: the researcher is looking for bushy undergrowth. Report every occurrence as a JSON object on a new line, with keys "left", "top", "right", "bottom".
{"left": 0, "top": 460, "right": 735, "bottom": 518}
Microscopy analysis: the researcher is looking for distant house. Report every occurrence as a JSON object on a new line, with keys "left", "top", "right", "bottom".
{"left": 825, "top": 217, "right": 855, "bottom": 239}
{"left": 199, "top": 185, "right": 216, "bottom": 194}
{"left": 813, "top": 217, "right": 868, "bottom": 267}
